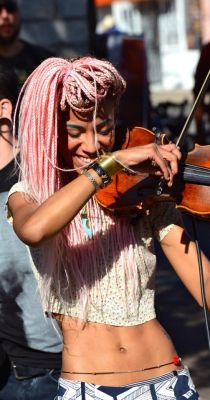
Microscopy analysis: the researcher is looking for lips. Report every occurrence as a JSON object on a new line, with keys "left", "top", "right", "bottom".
{"left": 1, "top": 24, "right": 13, "bottom": 29}
{"left": 73, "top": 155, "right": 95, "bottom": 169}
{"left": 0, "top": 25, "right": 14, "bottom": 34}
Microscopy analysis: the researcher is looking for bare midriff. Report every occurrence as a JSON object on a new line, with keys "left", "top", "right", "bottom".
{"left": 57, "top": 316, "right": 181, "bottom": 386}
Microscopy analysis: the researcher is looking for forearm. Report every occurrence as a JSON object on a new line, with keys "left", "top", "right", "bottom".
{"left": 163, "top": 238, "right": 210, "bottom": 309}
{"left": 12, "top": 169, "right": 102, "bottom": 246}
{"left": 161, "top": 225, "right": 210, "bottom": 310}
{"left": 11, "top": 141, "right": 182, "bottom": 247}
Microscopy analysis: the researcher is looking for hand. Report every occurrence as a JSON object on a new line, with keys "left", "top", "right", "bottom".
{"left": 113, "top": 142, "right": 181, "bottom": 186}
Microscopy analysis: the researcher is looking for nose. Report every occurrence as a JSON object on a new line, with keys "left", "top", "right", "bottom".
{"left": 82, "top": 130, "right": 100, "bottom": 155}
{"left": 0, "top": 8, "right": 10, "bottom": 18}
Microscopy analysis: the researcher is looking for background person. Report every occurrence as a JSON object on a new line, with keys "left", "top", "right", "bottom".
{"left": 8, "top": 56, "right": 210, "bottom": 399}
{"left": 0, "top": 63, "right": 62, "bottom": 400}
{"left": 0, "top": 0, "right": 53, "bottom": 88}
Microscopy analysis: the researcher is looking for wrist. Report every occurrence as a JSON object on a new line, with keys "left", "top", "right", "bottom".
{"left": 88, "top": 153, "right": 122, "bottom": 188}
{"left": 88, "top": 168, "right": 103, "bottom": 187}
{"left": 97, "top": 153, "right": 122, "bottom": 176}
{"left": 82, "top": 169, "right": 103, "bottom": 192}
{"left": 111, "top": 151, "right": 134, "bottom": 174}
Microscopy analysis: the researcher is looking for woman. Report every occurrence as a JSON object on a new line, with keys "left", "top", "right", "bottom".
{"left": 8, "top": 56, "right": 209, "bottom": 399}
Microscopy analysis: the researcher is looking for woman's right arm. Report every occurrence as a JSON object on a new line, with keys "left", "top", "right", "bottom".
{"left": 9, "top": 141, "right": 181, "bottom": 247}
{"left": 9, "top": 171, "right": 101, "bottom": 247}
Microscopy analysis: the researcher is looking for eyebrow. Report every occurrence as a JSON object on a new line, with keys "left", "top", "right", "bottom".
{"left": 96, "top": 118, "right": 112, "bottom": 128}
{"left": 66, "top": 118, "right": 112, "bottom": 130}
{"left": 66, "top": 123, "right": 84, "bottom": 129}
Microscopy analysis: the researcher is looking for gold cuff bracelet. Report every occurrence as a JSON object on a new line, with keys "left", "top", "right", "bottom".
{"left": 97, "top": 153, "right": 122, "bottom": 177}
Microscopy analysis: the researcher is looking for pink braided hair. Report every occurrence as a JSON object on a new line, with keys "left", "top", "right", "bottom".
{"left": 15, "top": 56, "right": 143, "bottom": 319}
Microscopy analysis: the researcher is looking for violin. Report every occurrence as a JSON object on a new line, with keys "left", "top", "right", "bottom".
{"left": 96, "top": 69, "right": 210, "bottom": 219}
{"left": 95, "top": 126, "right": 210, "bottom": 218}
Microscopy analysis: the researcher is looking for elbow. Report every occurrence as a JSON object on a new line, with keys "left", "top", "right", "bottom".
{"left": 199, "top": 300, "right": 210, "bottom": 312}
{"left": 197, "top": 299, "right": 209, "bottom": 310}
{"left": 205, "top": 297, "right": 210, "bottom": 312}
{"left": 14, "top": 222, "right": 47, "bottom": 247}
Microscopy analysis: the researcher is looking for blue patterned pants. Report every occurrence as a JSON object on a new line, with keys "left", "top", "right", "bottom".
{"left": 55, "top": 367, "right": 199, "bottom": 399}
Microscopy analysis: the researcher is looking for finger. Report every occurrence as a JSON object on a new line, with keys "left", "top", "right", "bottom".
{"left": 167, "top": 167, "right": 174, "bottom": 186}
{"left": 149, "top": 143, "right": 178, "bottom": 184}
{"left": 152, "top": 152, "right": 171, "bottom": 182}
{"left": 158, "top": 160, "right": 174, "bottom": 187}
{"left": 161, "top": 143, "right": 182, "bottom": 160}
{"left": 158, "top": 148, "right": 179, "bottom": 175}
{"left": 154, "top": 169, "right": 174, "bottom": 187}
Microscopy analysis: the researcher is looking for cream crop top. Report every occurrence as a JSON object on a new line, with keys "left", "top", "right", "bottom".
{"left": 8, "top": 181, "right": 181, "bottom": 326}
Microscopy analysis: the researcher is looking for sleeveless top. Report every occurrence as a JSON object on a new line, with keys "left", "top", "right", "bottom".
{"left": 7, "top": 181, "right": 181, "bottom": 326}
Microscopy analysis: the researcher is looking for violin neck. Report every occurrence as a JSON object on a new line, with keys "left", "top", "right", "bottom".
{"left": 180, "top": 163, "right": 210, "bottom": 186}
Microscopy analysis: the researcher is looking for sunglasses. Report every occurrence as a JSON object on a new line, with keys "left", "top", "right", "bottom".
{"left": 0, "top": 2, "right": 18, "bottom": 13}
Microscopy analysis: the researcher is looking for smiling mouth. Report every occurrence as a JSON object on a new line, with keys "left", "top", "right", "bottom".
{"left": 75, "top": 155, "right": 96, "bottom": 167}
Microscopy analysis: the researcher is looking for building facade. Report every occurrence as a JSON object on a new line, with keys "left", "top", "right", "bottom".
{"left": 95, "top": 0, "right": 207, "bottom": 91}
{"left": 18, "top": 0, "right": 210, "bottom": 91}
{"left": 18, "top": 0, "right": 95, "bottom": 58}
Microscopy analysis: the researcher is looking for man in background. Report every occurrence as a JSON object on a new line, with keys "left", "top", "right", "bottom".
{"left": 0, "top": 0, "right": 53, "bottom": 87}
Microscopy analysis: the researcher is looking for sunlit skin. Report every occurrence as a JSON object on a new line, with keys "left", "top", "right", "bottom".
{"left": 58, "top": 104, "right": 182, "bottom": 188}
{"left": 58, "top": 104, "right": 116, "bottom": 172}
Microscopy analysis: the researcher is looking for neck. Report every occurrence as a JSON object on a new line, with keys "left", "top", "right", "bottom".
{"left": 0, "top": 133, "right": 18, "bottom": 169}
{"left": 0, "top": 39, "right": 23, "bottom": 57}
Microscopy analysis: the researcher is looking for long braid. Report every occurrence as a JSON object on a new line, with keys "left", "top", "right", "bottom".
{"left": 15, "top": 56, "right": 142, "bottom": 319}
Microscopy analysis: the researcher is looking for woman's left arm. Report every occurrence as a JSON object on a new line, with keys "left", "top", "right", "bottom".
{"left": 160, "top": 223, "right": 210, "bottom": 309}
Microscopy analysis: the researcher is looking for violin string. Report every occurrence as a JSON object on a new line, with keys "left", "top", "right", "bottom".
{"left": 180, "top": 164, "right": 210, "bottom": 185}
{"left": 113, "top": 157, "right": 141, "bottom": 175}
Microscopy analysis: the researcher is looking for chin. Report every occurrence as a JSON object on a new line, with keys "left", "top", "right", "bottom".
{"left": 72, "top": 156, "right": 92, "bottom": 171}
{"left": 0, "top": 28, "right": 19, "bottom": 45}
{"left": 73, "top": 164, "right": 87, "bottom": 173}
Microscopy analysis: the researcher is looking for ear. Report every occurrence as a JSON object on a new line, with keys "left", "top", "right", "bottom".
{"left": 0, "top": 98, "right": 13, "bottom": 119}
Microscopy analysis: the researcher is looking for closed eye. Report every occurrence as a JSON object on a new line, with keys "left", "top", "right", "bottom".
{"left": 66, "top": 124, "right": 85, "bottom": 138}
{"left": 67, "top": 130, "right": 82, "bottom": 138}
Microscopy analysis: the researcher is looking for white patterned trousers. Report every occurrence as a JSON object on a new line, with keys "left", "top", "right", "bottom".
{"left": 55, "top": 367, "right": 199, "bottom": 400}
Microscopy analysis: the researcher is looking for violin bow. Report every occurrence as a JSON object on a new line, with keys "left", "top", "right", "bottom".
{"left": 176, "top": 69, "right": 210, "bottom": 147}
{"left": 154, "top": 72, "right": 210, "bottom": 195}
{"left": 175, "top": 69, "right": 210, "bottom": 351}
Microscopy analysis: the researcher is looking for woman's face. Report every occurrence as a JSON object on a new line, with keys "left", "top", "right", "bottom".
{"left": 58, "top": 103, "right": 115, "bottom": 172}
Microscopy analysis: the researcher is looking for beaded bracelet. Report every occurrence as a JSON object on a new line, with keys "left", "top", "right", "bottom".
{"left": 82, "top": 169, "right": 101, "bottom": 191}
